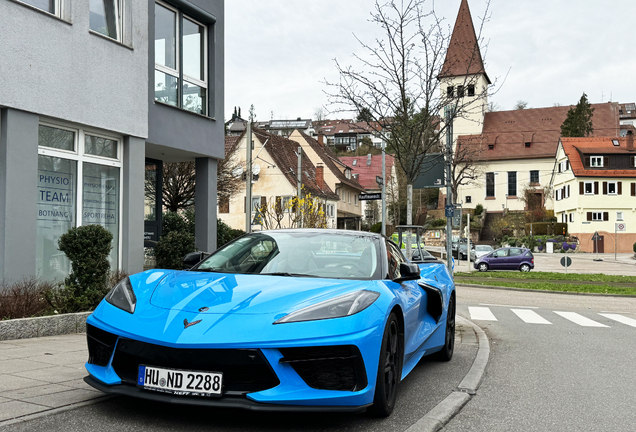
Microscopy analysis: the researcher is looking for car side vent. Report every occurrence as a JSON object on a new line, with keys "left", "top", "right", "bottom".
{"left": 86, "top": 324, "right": 118, "bottom": 366}
{"left": 278, "top": 345, "right": 367, "bottom": 392}
{"left": 418, "top": 283, "right": 443, "bottom": 323}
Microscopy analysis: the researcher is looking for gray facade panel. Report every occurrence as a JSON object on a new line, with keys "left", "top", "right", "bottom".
{"left": 0, "top": 0, "right": 149, "bottom": 139}
{"left": 195, "top": 157, "right": 217, "bottom": 252}
{"left": 147, "top": 0, "right": 224, "bottom": 161}
{"left": 0, "top": 109, "right": 39, "bottom": 283}
{"left": 121, "top": 137, "right": 146, "bottom": 275}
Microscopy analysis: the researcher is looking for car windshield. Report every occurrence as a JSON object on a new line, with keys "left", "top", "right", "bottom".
{"left": 196, "top": 231, "right": 381, "bottom": 280}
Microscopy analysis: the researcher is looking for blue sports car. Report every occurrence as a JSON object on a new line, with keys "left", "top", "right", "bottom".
{"left": 85, "top": 229, "right": 456, "bottom": 417}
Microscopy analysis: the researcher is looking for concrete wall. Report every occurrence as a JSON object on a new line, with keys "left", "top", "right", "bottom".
{"left": 0, "top": 0, "right": 149, "bottom": 139}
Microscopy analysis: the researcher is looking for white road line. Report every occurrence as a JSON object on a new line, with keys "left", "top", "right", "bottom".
{"left": 511, "top": 309, "right": 552, "bottom": 324}
{"left": 468, "top": 307, "right": 498, "bottom": 321}
{"left": 598, "top": 314, "right": 636, "bottom": 328}
{"left": 480, "top": 303, "right": 539, "bottom": 309}
{"left": 554, "top": 312, "right": 609, "bottom": 327}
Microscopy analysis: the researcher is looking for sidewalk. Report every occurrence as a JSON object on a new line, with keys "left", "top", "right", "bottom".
{"left": 0, "top": 333, "right": 106, "bottom": 424}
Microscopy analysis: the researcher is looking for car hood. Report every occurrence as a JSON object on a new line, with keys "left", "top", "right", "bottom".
{"left": 149, "top": 271, "right": 374, "bottom": 315}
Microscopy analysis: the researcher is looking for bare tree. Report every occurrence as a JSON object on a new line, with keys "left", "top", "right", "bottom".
{"left": 451, "top": 136, "right": 484, "bottom": 199}
{"left": 327, "top": 0, "right": 491, "bottom": 255}
{"left": 514, "top": 100, "right": 529, "bottom": 110}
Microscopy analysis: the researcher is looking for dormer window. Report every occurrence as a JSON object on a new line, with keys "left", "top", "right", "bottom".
{"left": 525, "top": 142, "right": 531, "bottom": 148}
{"left": 590, "top": 156, "right": 603, "bottom": 167}
{"left": 488, "top": 144, "right": 494, "bottom": 150}
{"left": 612, "top": 139, "right": 620, "bottom": 146}
{"left": 352, "top": 159, "right": 357, "bottom": 166}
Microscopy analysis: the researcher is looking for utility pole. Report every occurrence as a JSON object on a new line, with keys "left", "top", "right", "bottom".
{"left": 245, "top": 121, "right": 253, "bottom": 233}
{"left": 445, "top": 107, "right": 454, "bottom": 275}
{"left": 381, "top": 144, "right": 386, "bottom": 237}
{"left": 297, "top": 146, "right": 303, "bottom": 228}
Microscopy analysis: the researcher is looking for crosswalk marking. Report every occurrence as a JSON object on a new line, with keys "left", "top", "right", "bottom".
{"left": 511, "top": 309, "right": 552, "bottom": 324}
{"left": 553, "top": 311, "right": 609, "bottom": 327}
{"left": 598, "top": 314, "right": 636, "bottom": 328}
{"left": 468, "top": 306, "right": 498, "bottom": 321}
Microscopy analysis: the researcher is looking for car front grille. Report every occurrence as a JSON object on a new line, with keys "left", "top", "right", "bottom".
{"left": 111, "top": 338, "right": 280, "bottom": 396}
{"left": 278, "top": 345, "right": 367, "bottom": 392}
{"left": 86, "top": 324, "right": 118, "bottom": 366}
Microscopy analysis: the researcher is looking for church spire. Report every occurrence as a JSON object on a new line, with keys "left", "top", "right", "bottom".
{"left": 439, "top": 0, "right": 490, "bottom": 84}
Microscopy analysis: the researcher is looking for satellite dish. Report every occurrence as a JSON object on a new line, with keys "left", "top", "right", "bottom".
{"left": 252, "top": 164, "right": 261, "bottom": 175}
{"left": 232, "top": 166, "right": 244, "bottom": 177}
{"left": 620, "top": 129, "right": 628, "bottom": 137}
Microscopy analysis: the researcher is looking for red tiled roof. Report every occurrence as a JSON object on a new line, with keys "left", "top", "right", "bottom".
{"left": 252, "top": 128, "right": 339, "bottom": 200}
{"left": 224, "top": 135, "right": 241, "bottom": 157}
{"left": 561, "top": 136, "right": 636, "bottom": 178}
{"left": 298, "top": 132, "right": 367, "bottom": 192}
{"left": 439, "top": 0, "right": 490, "bottom": 83}
{"left": 457, "top": 103, "right": 621, "bottom": 162}
{"left": 318, "top": 121, "right": 384, "bottom": 136}
{"left": 339, "top": 155, "right": 396, "bottom": 190}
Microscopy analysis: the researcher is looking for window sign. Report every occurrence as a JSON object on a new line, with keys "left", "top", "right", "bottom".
{"left": 83, "top": 163, "right": 120, "bottom": 268}
{"left": 36, "top": 155, "right": 77, "bottom": 281}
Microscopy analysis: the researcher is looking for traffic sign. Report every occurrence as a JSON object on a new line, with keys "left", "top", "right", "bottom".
{"left": 591, "top": 231, "right": 601, "bottom": 241}
{"left": 359, "top": 193, "right": 382, "bottom": 201}
{"left": 560, "top": 257, "right": 572, "bottom": 268}
{"left": 616, "top": 223, "right": 626, "bottom": 232}
{"left": 445, "top": 205, "right": 454, "bottom": 218}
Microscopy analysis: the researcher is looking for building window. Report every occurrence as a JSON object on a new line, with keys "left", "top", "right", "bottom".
{"left": 584, "top": 182, "right": 594, "bottom": 195}
{"left": 354, "top": 194, "right": 358, "bottom": 206}
{"left": 617, "top": 212, "right": 624, "bottom": 221}
{"left": 591, "top": 212, "right": 603, "bottom": 221}
{"left": 530, "top": 170, "right": 539, "bottom": 184}
{"left": 508, "top": 172, "right": 517, "bottom": 197}
{"left": 155, "top": 1, "right": 208, "bottom": 115}
{"left": 465, "top": 196, "right": 472, "bottom": 203}
{"left": 488, "top": 144, "right": 494, "bottom": 150}
{"left": 607, "top": 182, "right": 617, "bottom": 195}
{"left": 569, "top": 213, "right": 574, "bottom": 223}
{"left": 556, "top": 189, "right": 562, "bottom": 201}
{"left": 447, "top": 86, "right": 454, "bottom": 97}
{"left": 16, "top": 0, "right": 58, "bottom": 15}
{"left": 467, "top": 84, "right": 475, "bottom": 97}
{"left": 590, "top": 156, "right": 603, "bottom": 167}
{"left": 486, "top": 172, "right": 495, "bottom": 197}
{"left": 37, "top": 124, "right": 122, "bottom": 281}
{"left": 327, "top": 204, "right": 335, "bottom": 218}
{"left": 89, "top": 0, "right": 122, "bottom": 41}
{"left": 457, "top": 85, "right": 465, "bottom": 97}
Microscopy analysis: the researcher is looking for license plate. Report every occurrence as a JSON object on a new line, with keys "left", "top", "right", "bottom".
{"left": 138, "top": 365, "right": 222, "bottom": 397}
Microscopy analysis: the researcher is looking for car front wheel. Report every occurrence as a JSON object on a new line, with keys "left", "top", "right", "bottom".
{"left": 434, "top": 294, "right": 455, "bottom": 361}
{"left": 520, "top": 264, "right": 531, "bottom": 272}
{"left": 478, "top": 263, "right": 489, "bottom": 272}
{"left": 369, "top": 313, "right": 402, "bottom": 417}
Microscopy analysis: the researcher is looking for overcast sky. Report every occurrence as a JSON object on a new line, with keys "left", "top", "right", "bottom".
{"left": 225, "top": 0, "right": 636, "bottom": 122}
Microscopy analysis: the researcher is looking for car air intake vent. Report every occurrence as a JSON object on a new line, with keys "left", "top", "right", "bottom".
{"left": 86, "top": 324, "right": 118, "bottom": 366}
{"left": 279, "top": 345, "right": 367, "bottom": 392}
{"left": 111, "top": 339, "right": 279, "bottom": 396}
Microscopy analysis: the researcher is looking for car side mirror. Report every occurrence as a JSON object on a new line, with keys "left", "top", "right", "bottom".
{"left": 183, "top": 251, "right": 207, "bottom": 269}
{"left": 395, "top": 263, "right": 420, "bottom": 282}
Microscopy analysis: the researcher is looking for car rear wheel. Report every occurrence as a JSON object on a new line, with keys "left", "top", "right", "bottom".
{"left": 369, "top": 313, "right": 402, "bottom": 417}
{"left": 434, "top": 294, "right": 455, "bottom": 362}
{"left": 478, "top": 263, "right": 489, "bottom": 272}
{"left": 520, "top": 264, "right": 531, "bottom": 272}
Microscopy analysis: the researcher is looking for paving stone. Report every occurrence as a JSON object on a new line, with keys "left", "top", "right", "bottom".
{"left": 26, "top": 351, "right": 87, "bottom": 366}
{"left": 1, "top": 346, "right": 64, "bottom": 359}
{"left": 59, "top": 378, "right": 100, "bottom": 392}
{"left": 21, "top": 389, "right": 104, "bottom": 408}
{"left": 0, "top": 359, "right": 54, "bottom": 374}
{"left": 0, "top": 400, "right": 49, "bottom": 421}
{"left": 13, "top": 365, "right": 86, "bottom": 383}
{"left": 4, "top": 383, "right": 71, "bottom": 400}
{"left": 0, "top": 375, "right": 47, "bottom": 392}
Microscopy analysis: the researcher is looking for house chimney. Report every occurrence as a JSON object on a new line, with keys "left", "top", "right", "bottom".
{"left": 316, "top": 164, "right": 325, "bottom": 190}
{"left": 318, "top": 134, "right": 324, "bottom": 147}
{"left": 628, "top": 130, "right": 634, "bottom": 151}
{"left": 367, "top": 153, "right": 372, "bottom": 166}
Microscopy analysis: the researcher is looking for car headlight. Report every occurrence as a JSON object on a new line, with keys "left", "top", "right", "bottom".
{"left": 274, "top": 290, "right": 380, "bottom": 324}
{"left": 105, "top": 277, "right": 136, "bottom": 314}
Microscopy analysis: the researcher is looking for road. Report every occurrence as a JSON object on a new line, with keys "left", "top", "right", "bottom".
{"left": 445, "top": 286, "right": 636, "bottom": 432}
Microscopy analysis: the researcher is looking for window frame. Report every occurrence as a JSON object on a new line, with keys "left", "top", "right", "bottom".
{"left": 37, "top": 121, "right": 124, "bottom": 271}
{"left": 590, "top": 156, "right": 603, "bottom": 167}
{"left": 617, "top": 212, "right": 624, "bottom": 221}
{"left": 88, "top": 0, "right": 124, "bottom": 43}
{"left": 507, "top": 171, "right": 517, "bottom": 197}
{"left": 154, "top": 0, "right": 209, "bottom": 116}
{"left": 485, "top": 172, "right": 495, "bottom": 198}
{"left": 591, "top": 212, "right": 603, "bottom": 221}
{"left": 530, "top": 170, "right": 539, "bottom": 184}
{"left": 584, "top": 181, "right": 594, "bottom": 195}
{"left": 607, "top": 181, "right": 618, "bottom": 195}
{"left": 13, "top": 0, "right": 62, "bottom": 17}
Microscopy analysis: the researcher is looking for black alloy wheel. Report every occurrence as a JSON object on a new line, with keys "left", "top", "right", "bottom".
{"left": 369, "top": 313, "right": 401, "bottom": 417}
{"left": 435, "top": 294, "right": 456, "bottom": 361}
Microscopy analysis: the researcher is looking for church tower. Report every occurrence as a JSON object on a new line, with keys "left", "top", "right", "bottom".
{"left": 439, "top": 0, "right": 490, "bottom": 141}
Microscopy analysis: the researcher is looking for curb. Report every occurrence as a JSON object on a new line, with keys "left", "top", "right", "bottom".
{"left": 0, "top": 312, "right": 91, "bottom": 341}
{"left": 455, "top": 283, "right": 636, "bottom": 298}
{"left": 405, "top": 315, "right": 489, "bottom": 432}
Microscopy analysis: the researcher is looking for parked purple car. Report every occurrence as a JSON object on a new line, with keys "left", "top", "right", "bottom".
{"left": 473, "top": 247, "right": 534, "bottom": 272}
